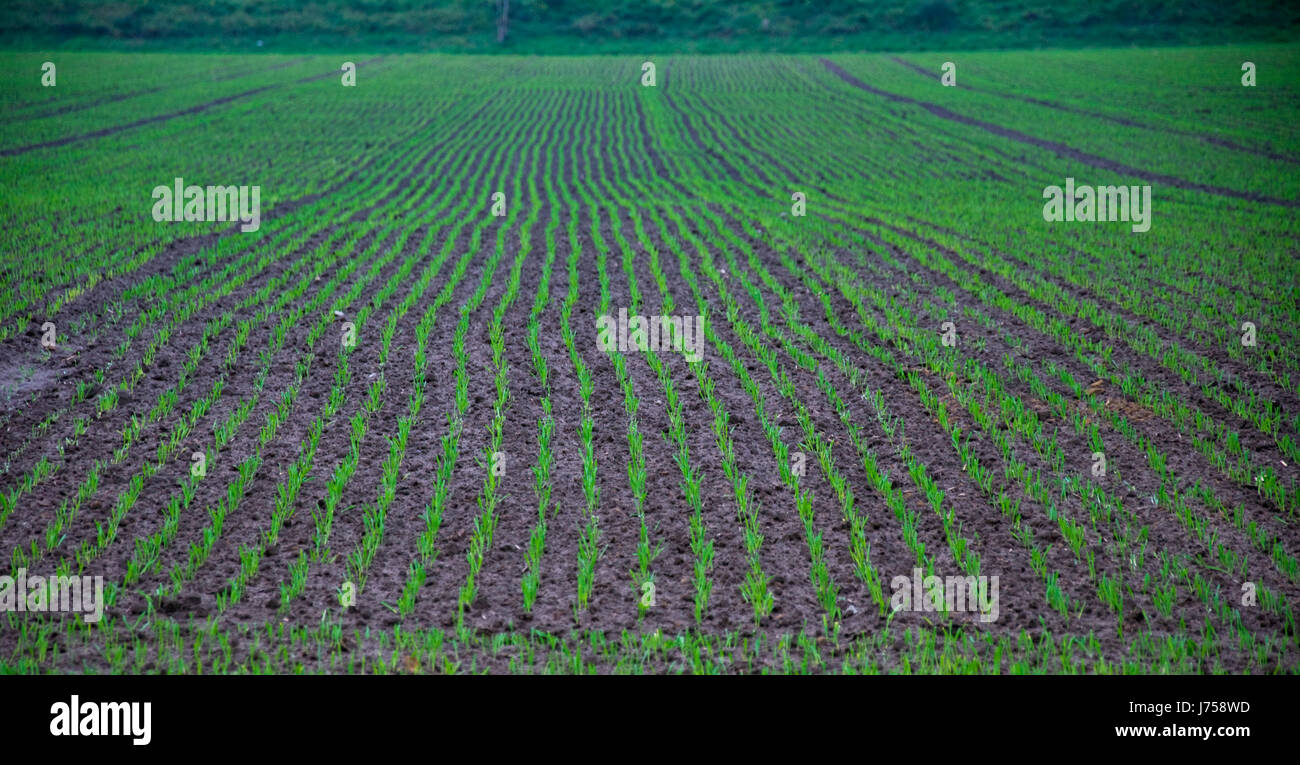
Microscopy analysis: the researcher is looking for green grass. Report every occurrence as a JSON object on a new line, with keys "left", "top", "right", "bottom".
{"left": 1, "top": 46, "right": 1297, "bottom": 673}
{"left": 2, "top": 0, "right": 1297, "bottom": 53}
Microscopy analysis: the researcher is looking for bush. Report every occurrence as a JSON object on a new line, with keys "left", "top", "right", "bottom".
{"left": 912, "top": 0, "right": 960, "bottom": 31}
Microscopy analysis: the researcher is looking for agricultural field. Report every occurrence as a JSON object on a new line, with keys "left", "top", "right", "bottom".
{"left": 1, "top": 46, "right": 1297, "bottom": 674}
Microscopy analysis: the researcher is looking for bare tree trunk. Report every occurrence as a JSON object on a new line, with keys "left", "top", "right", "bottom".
{"left": 497, "top": 0, "right": 509, "bottom": 43}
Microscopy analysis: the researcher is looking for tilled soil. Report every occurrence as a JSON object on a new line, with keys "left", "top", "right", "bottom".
{"left": 3, "top": 54, "right": 1297, "bottom": 674}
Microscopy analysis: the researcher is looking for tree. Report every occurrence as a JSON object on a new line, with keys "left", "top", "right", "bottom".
{"left": 497, "top": 0, "right": 510, "bottom": 42}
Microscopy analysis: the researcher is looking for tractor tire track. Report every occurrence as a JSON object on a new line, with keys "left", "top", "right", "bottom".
{"left": 0, "top": 58, "right": 384, "bottom": 158}
{"left": 889, "top": 56, "right": 1300, "bottom": 165}
{"left": 820, "top": 58, "right": 1300, "bottom": 208}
